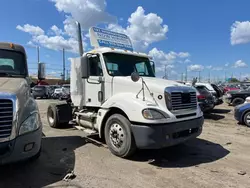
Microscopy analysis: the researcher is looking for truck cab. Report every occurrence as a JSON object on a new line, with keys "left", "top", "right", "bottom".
{"left": 0, "top": 42, "right": 42, "bottom": 164}
{"left": 47, "top": 25, "right": 204, "bottom": 158}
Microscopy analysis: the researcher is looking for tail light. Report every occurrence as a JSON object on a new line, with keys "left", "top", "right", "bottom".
{"left": 197, "top": 95, "right": 206, "bottom": 100}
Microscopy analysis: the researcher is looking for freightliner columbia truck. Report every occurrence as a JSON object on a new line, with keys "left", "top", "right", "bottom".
{"left": 0, "top": 42, "right": 42, "bottom": 164}
{"left": 46, "top": 22, "right": 204, "bottom": 158}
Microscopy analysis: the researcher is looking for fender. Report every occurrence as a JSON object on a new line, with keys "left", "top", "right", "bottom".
{"left": 101, "top": 93, "right": 173, "bottom": 124}
{"left": 17, "top": 96, "right": 40, "bottom": 127}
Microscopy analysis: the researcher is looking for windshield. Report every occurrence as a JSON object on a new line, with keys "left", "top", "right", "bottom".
{"left": 103, "top": 53, "right": 155, "bottom": 77}
{"left": 0, "top": 49, "right": 27, "bottom": 77}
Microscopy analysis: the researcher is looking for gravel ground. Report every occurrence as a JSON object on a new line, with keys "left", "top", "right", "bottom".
{"left": 0, "top": 100, "right": 250, "bottom": 188}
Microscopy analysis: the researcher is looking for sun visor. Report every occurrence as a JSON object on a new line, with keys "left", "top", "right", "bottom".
{"left": 89, "top": 27, "right": 133, "bottom": 51}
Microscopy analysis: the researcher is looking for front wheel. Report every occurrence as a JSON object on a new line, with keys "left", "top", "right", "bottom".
{"left": 232, "top": 98, "right": 244, "bottom": 106}
{"left": 243, "top": 111, "right": 250, "bottom": 127}
{"left": 104, "top": 114, "right": 136, "bottom": 158}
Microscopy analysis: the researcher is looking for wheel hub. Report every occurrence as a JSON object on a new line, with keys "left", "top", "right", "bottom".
{"left": 48, "top": 108, "right": 55, "bottom": 125}
{"left": 109, "top": 123, "right": 125, "bottom": 149}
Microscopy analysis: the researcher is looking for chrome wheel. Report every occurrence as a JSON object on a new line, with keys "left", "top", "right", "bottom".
{"left": 109, "top": 123, "right": 125, "bottom": 149}
{"left": 246, "top": 114, "right": 250, "bottom": 124}
{"left": 48, "top": 107, "right": 55, "bottom": 125}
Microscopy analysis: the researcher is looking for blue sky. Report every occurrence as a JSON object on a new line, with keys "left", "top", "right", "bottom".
{"left": 0, "top": 0, "right": 250, "bottom": 81}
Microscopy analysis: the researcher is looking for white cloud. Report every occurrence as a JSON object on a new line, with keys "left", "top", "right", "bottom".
{"left": 108, "top": 6, "right": 168, "bottom": 51}
{"left": 231, "top": 21, "right": 250, "bottom": 45}
{"left": 50, "top": 0, "right": 116, "bottom": 30}
{"left": 184, "top": 59, "right": 191, "bottom": 63}
{"left": 16, "top": 24, "right": 44, "bottom": 35}
{"left": 17, "top": 23, "right": 87, "bottom": 53}
{"left": 149, "top": 48, "right": 190, "bottom": 65}
{"left": 155, "top": 64, "right": 175, "bottom": 73}
{"left": 212, "top": 67, "right": 223, "bottom": 71}
{"left": 233, "top": 60, "right": 247, "bottom": 68}
{"left": 178, "top": 52, "right": 190, "bottom": 58}
{"left": 188, "top": 64, "right": 204, "bottom": 71}
{"left": 17, "top": 0, "right": 117, "bottom": 53}
{"left": 225, "top": 63, "right": 229, "bottom": 67}
{"left": 50, "top": 25, "right": 63, "bottom": 36}
{"left": 206, "top": 65, "right": 212, "bottom": 69}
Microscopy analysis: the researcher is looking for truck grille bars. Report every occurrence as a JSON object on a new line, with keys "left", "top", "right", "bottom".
{"left": 0, "top": 99, "right": 13, "bottom": 139}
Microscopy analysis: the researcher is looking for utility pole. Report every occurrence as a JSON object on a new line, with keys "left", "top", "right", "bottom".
{"left": 62, "top": 48, "right": 65, "bottom": 81}
{"left": 198, "top": 71, "right": 201, "bottom": 82}
{"left": 208, "top": 70, "right": 211, "bottom": 83}
{"left": 37, "top": 46, "right": 40, "bottom": 63}
{"left": 225, "top": 71, "right": 227, "bottom": 82}
{"left": 181, "top": 72, "right": 184, "bottom": 82}
{"left": 185, "top": 66, "right": 188, "bottom": 82}
{"left": 66, "top": 70, "right": 69, "bottom": 80}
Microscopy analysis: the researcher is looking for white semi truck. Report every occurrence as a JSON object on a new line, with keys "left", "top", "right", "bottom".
{"left": 46, "top": 22, "right": 204, "bottom": 158}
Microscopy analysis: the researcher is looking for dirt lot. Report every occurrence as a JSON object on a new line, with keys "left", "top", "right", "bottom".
{"left": 0, "top": 100, "right": 250, "bottom": 188}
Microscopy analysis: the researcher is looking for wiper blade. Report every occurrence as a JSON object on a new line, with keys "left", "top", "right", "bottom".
{"left": 0, "top": 72, "right": 13, "bottom": 77}
{"left": 0, "top": 72, "right": 25, "bottom": 77}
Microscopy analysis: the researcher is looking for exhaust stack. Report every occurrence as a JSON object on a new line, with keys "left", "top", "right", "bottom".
{"left": 76, "top": 21, "right": 84, "bottom": 56}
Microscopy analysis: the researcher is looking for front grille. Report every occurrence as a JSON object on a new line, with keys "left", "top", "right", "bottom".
{"left": 0, "top": 99, "right": 13, "bottom": 139}
{"left": 171, "top": 92, "right": 197, "bottom": 111}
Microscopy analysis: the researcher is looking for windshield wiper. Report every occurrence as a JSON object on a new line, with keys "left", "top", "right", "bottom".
{"left": 0, "top": 72, "right": 25, "bottom": 78}
{"left": 0, "top": 72, "right": 14, "bottom": 77}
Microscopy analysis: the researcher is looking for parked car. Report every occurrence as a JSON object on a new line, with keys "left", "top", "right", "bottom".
{"left": 225, "top": 87, "right": 250, "bottom": 106}
{"left": 195, "top": 82, "right": 223, "bottom": 106}
{"left": 52, "top": 87, "right": 63, "bottom": 99}
{"left": 32, "top": 85, "right": 50, "bottom": 99}
{"left": 234, "top": 103, "right": 250, "bottom": 127}
{"left": 223, "top": 85, "right": 240, "bottom": 93}
{"left": 58, "top": 85, "right": 70, "bottom": 100}
{"left": 194, "top": 85, "right": 215, "bottom": 112}
{"left": 211, "top": 83, "right": 224, "bottom": 105}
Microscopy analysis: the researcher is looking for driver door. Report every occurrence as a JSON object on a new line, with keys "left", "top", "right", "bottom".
{"left": 85, "top": 55, "right": 104, "bottom": 107}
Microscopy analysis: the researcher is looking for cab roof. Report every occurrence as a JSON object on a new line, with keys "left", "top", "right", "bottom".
{"left": 0, "top": 42, "right": 26, "bottom": 55}
{"left": 88, "top": 47, "right": 151, "bottom": 59}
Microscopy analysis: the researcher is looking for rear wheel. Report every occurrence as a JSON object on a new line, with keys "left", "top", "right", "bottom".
{"left": 104, "top": 114, "right": 136, "bottom": 158}
{"left": 232, "top": 98, "right": 244, "bottom": 106}
{"left": 47, "top": 104, "right": 61, "bottom": 128}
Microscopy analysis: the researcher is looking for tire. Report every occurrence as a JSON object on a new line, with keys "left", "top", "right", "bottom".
{"left": 232, "top": 98, "right": 244, "bottom": 106}
{"left": 104, "top": 114, "right": 136, "bottom": 158}
{"left": 47, "top": 104, "right": 61, "bottom": 128}
{"left": 243, "top": 111, "right": 250, "bottom": 127}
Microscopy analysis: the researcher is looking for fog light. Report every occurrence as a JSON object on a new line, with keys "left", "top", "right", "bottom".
{"left": 166, "top": 135, "right": 170, "bottom": 140}
{"left": 24, "top": 143, "right": 34, "bottom": 152}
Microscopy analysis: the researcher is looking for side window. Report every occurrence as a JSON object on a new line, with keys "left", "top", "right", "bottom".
{"left": 135, "top": 62, "right": 148, "bottom": 75}
{"left": 89, "top": 56, "right": 103, "bottom": 76}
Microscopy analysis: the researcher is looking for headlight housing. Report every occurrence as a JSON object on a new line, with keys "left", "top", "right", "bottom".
{"left": 142, "top": 109, "right": 167, "bottom": 120}
{"left": 19, "top": 113, "right": 41, "bottom": 135}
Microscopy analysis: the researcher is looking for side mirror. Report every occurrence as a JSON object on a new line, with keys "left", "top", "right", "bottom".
{"left": 131, "top": 72, "right": 140, "bottom": 82}
{"left": 150, "top": 61, "right": 155, "bottom": 74}
{"left": 38, "top": 62, "right": 46, "bottom": 80}
{"left": 81, "top": 55, "right": 90, "bottom": 79}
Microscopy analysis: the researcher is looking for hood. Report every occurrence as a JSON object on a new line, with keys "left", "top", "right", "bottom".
{"left": 113, "top": 76, "right": 193, "bottom": 94}
{"left": 0, "top": 77, "right": 29, "bottom": 99}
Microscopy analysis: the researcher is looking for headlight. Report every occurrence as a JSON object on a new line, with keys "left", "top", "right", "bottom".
{"left": 19, "top": 113, "right": 41, "bottom": 135}
{"left": 227, "top": 93, "right": 232, "bottom": 98}
{"left": 142, "top": 109, "right": 167, "bottom": 120}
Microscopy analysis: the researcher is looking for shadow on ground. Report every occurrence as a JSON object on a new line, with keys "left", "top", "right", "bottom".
{"left": 212, "top": 109, "right": 231, "bottom": 114}
{"left": 204, "top": 113, "right": 225, "bottom": 120}
{"left": 0, "top": 136, "right": 86, "bottom": 188}
{"left": 129, "top": 138, "right": 229, "bottom": 168}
